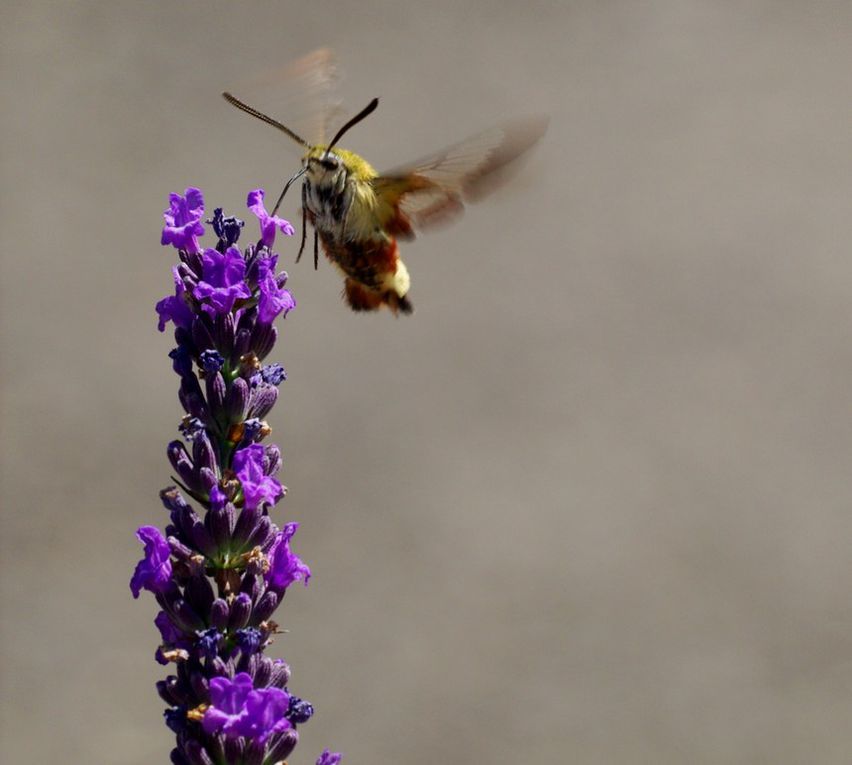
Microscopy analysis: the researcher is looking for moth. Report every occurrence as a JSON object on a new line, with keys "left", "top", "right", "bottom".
{"left": 224, "top": 50, "right": 548, "bottom": 314}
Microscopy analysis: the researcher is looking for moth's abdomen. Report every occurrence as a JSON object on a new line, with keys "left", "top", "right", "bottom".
{"left": 318, "top": 232, "right": 412, "bottom": 314}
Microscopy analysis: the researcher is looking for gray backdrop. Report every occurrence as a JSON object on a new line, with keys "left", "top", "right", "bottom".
{"left": 4, "top": 1, "right": 852, "bottom": 763}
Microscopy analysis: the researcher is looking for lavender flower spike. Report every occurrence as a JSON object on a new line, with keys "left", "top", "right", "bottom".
{"left": 133, "top": 188, "right": 340, "bottom": 765}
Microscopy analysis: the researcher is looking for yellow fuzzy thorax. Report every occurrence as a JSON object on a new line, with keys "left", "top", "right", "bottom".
{"left": 305, "top": 146, "right": 378, "bottom": 181}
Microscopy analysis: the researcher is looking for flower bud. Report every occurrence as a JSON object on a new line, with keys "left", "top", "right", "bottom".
{"left": 185, "top": 575, "right": 215, "bottom": 616}
{"left": 245, "top": 515, "right": 274, "bottom": 550}
{"left": 167, "top": 442, "right": 197, "bottom": 491}
{"left": 228, "top": 593, "right": 252, "bottom": 630}
{"left": 192, "top": 432, "right": 218, "bottom": 474}
{"left": 205, "top": 372, "right": 226, "bottom": 412}
{"left": 214, "top": 313, "right": 235, "bottom": 353}
{"left": 266, "top": 729, "right": 298, "bottom": 763}
{"left": 233, "top": 327, "right": 252, "bottom": 360}
{"left": 226, "top": 377, "right": 250, "bottom": 422}
{"left": 253, "top": 591, "right": 279, "bottom": 623}
{"left": 249, "top": 383, "right": 277, "bottom": 419}
{"left": 205, "top": 503, "right": 234, "bottom": 549}
{"left": 269, "top": 658, "right": 291, "bottom": 688}
{"left": 210, "top": 598, "right": 229, "bottom": 631}
{"left": 252, "top": 322, "right": 277, "bottom": 361}
{"left": 232, "top": 505, "right": 261, "bottom": 549}
{"left": 264, "top": 444, "right": 283, "bottom": 475}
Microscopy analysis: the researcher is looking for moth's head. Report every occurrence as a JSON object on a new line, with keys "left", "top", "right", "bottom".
{"left": 303, "top": 147, "right": 344, "bottom": 184}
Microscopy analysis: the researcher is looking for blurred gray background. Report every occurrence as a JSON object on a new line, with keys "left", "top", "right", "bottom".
{"left": 4, "top": 1, "right": 852, "bottom": 763}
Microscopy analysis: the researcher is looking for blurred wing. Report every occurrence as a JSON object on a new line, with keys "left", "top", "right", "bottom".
{"left": 373, "top": 116, "right": 549, "bottom": 234}
{"left": 223, "top": 48, "right": 346, "bottom": 149}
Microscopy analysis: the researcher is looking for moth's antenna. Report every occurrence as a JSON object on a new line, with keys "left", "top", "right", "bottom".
{"left": 222, "top": 92, "right": 311, "bottom": 148}
{"left": 325, "top": 97, "right": 379, "bottom": 155}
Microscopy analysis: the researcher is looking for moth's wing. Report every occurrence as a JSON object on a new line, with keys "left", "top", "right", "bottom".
{"left": 223, "top": 48, "right": 346, "bottom": 150}
{"left": 372, "top": 116, "right": 549, "bottom": 236}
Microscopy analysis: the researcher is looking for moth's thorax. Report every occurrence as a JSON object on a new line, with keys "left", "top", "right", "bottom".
{"left": 302, "top": 146, "right": 380, "bottom": 242}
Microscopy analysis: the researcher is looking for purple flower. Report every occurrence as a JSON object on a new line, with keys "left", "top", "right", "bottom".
{"left": 235, "top": 627, "right": 264, "bottom": 655}
{"left": 168, "top": 345, "right": 193, "bottom": 377}
{"left": 178, "top": 416, "right": 205, "bottom": 441}
{"left": 267, "top": 523, "right": 311, "bottom": 590}
{"left": 261, "top": 363, "right": 287, "bottom": 385}
{"left": 202, "top": 673, "right": 253, "bottom": 736}
{"left": 317, "top": 749, "right": 343, "bottom": 765}
{"left": 237, "top": 687, "right": 292, "bottom": 743}
{"left": 209, "top": 207, "right": 245, "bottom": 247}
{"left": 161, "top": 187, "right": 205, "bottom": 253}
{"left": 155, "top": 267, "right": 195, "bottom": 332}
{"left": 248, "top": 189, "right": 295, "bottom": 247}
{"left": 130, "top": 526, "right": 172, "bottom": 598}
{"left": 193, "top": 246, "right": 252, "bottom": 316}
{"left": 203, "top": 673, "right": 291, "bottom": 744}
{"left": 199, "top": 349, "right": 225, "bottom": 373}
{"left": 196, "top": 628, "right": 222, "bottom": 658}
{"left": 257, "top": 255, "right": 296, "bottom": 324}
{"left": 233, "top": 444, "right": 284, "bottom": 510}
{"left": 286, "top": 694, "right": 314, "bottom": 724}
{"left": 241, "top": 418, "right": 265, "bottom": 443}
